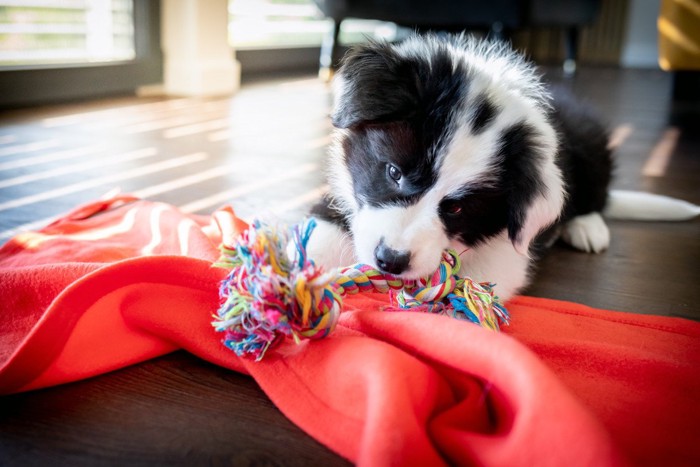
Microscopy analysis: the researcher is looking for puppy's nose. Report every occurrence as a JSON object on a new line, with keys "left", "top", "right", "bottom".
{"left": 374, "top": 242, "right": 411, "bottom": 275}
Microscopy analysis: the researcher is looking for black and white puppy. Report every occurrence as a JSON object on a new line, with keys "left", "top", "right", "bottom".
{"left": 307, "top": 34, "right": 613, "bottom": 300}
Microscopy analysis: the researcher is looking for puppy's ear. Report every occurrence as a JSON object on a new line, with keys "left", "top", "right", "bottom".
{"left": 501, "top": 123, "right": 565, "bottom": 256}
{"left": 331, "top": 41, "right": 417, "bottom": 128}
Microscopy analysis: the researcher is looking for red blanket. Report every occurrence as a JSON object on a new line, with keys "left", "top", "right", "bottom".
{"left": 1, "top": 195, "right": 698, "bottom": 466}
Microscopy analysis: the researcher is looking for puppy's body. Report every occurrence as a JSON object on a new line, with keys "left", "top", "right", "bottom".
{"left": 309, "top": 34, "right": 612, "bottom": 300}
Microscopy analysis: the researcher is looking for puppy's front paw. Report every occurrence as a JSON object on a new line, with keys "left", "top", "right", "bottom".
{"left": 561, "top": 212, "right": 610, "bottom": 253}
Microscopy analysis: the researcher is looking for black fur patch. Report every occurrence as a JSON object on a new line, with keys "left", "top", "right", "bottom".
{"left": 469, "top": 94, "right": 498, "bottom": 134}
{"left": 439, "top": 187, "right": 509, "bottom": 246}
{"left": 332, "top": 42, "right": 419, "bottom": 128}
{"left": 334, "top": 40, "right": 469, "bottom": 208}
{"left": 548, "top": 86, "right": 612, "bottom": 221}
{"left": 343, "top": 122, "right": 438, "bottom": 207}
{"left": 496, "top": 122, "right": 546, "bottom": 245}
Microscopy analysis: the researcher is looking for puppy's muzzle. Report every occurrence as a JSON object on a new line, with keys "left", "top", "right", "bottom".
{"left": 374, "top": 240, "right": 411, "bottom": 275}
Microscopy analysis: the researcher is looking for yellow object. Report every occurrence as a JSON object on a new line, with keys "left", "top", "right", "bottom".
{"left": 658, "top": 0, "right": 700, "bottom": 70}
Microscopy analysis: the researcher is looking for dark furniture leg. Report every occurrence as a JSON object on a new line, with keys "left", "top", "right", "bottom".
{"left": 320, "top": 18, "right": 342, "bottom": 80}
{"left": 563, "top": 26, "right": 579, "bottom": 76}
{"left": 488, "top": 21, "right": 506, "bottom": 41}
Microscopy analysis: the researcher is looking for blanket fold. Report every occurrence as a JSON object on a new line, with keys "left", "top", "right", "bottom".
{"left": 1, "top": 195, "right": 698, "bottom": 466}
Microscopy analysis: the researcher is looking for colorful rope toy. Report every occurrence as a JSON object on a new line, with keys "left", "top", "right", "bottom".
{"left": 212, "top": 218, "right": 509, "bottom": 360}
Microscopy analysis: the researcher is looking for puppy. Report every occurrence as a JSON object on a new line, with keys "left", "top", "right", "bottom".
{"left": 308, "top": 34, "right": 613, "bottom": 300}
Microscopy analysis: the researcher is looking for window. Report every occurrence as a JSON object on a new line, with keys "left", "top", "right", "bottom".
{"left": 0, "top": 0, "right": 135, "bottom": 67}
{"left": 0, "top": 0, "right": 159, "bottom": 108}
{"left": 229, "top": 0, "right": 399, "bottom": 50}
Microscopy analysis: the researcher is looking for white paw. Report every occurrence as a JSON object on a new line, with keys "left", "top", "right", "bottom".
{"left": 305, "top": 219, "right": 357, "bottom": 269}
{"left": 561, "top": 212, "right": 610, "bottom": 253}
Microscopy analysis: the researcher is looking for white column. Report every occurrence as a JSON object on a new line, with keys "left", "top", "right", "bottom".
{"left": 161, "top": 0, "right": 241, "bottom": 96}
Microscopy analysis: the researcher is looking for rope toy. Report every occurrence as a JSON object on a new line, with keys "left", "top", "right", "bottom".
{"left": 212, "top": 218, "right": 509, "bottom": 360}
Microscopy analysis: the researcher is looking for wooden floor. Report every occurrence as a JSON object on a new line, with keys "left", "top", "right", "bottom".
{"left": 1, "top": 67, "right": 698, "bottom": 465}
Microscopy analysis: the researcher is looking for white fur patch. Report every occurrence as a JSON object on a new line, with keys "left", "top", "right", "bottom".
{"left": 325, "top": 129, "right": 358, "bottom": 215}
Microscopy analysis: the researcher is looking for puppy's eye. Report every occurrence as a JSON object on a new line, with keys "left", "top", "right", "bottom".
{"left": 386, "top": 163, "right": 402, "bottom": 182}
{"left": 442, "top": 201, "right": 463, "bottom": 216}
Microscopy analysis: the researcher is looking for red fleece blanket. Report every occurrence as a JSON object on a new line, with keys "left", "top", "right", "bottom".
{"left": 1, "top": 195, "right": 698, "bottom": 466}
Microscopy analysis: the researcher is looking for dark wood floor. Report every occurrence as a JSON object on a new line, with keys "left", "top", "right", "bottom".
{"left": 1, "top": 67, "right": 698, "bottom": 465}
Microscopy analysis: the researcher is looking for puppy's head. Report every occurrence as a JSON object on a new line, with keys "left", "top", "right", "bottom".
{"left": 328, "top": 35, "right": 565, "bottom": 278}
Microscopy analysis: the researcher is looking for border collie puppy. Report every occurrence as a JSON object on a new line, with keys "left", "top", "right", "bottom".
{"left": 307, "top": 34, "right": 613, "bottom": 300}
